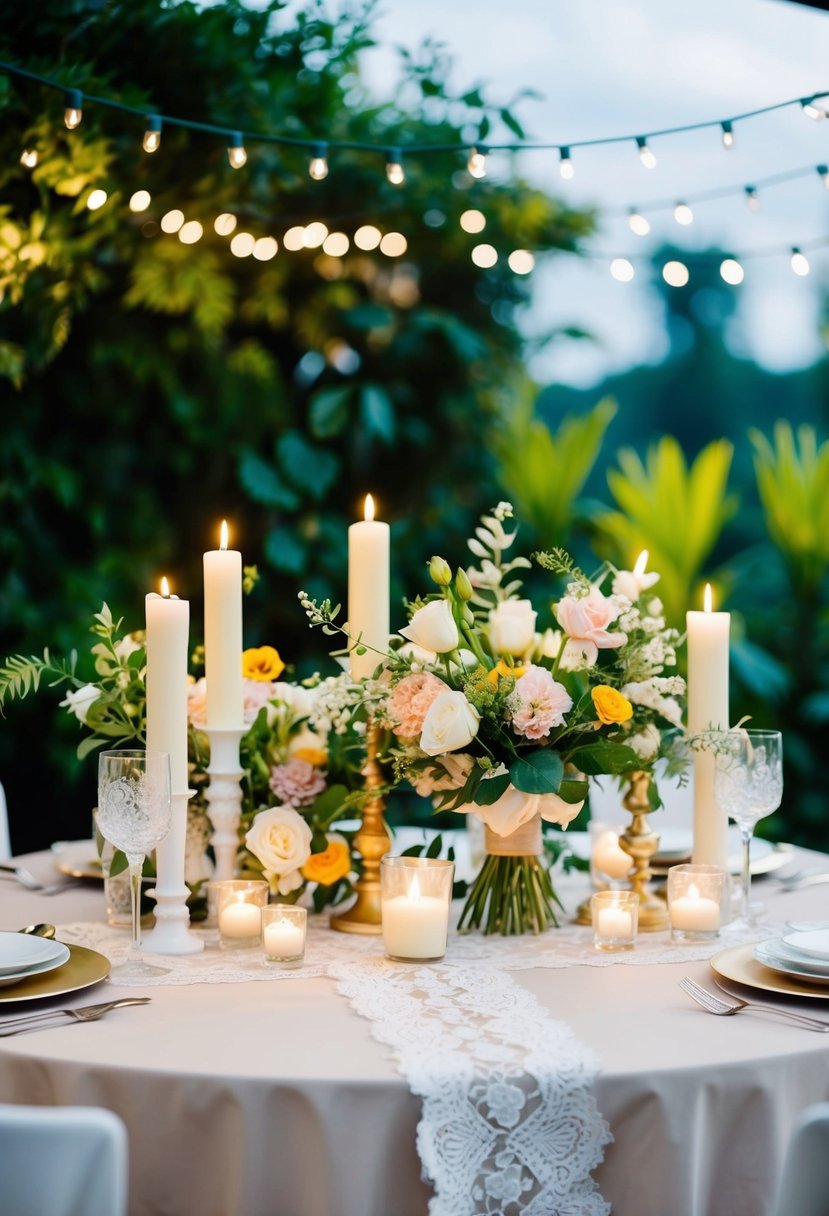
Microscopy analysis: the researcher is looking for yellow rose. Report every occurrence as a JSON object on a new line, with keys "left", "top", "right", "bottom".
{"left": 301, "top": 836, "right": 351, "bottom": 886}
{"left": 591, "top": 685, "right": 633, "bottom": 726}
{"left": 242, "top": 645, "right": 285, "bottom": 682}
{"left": 486, "top": 658, "right": 526, "bottom": 687}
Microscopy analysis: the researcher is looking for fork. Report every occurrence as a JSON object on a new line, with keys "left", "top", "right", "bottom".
{"left": 0, "top": 864, "right": 79, "bottom": 896}
{"left": 678, "top": 976, "right": 829, "bottom": 1031}
{"left": 0, "top": 997, "right": 151, "bottom": 1035}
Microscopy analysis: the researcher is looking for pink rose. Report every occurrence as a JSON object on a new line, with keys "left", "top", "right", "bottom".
{"left": 388, "top": 672, "right": 448, "bottom": 740}
{"left": 555, "top": 586, "right": 626, "bottom": 668}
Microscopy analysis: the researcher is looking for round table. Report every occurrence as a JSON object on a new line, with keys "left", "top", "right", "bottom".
{"left": 1, "top": 846, "right": 828, "bottom": 1216}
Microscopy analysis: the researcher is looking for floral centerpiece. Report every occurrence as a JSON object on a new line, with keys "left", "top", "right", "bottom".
{"left": 0, "top": 608, "right": 367, "bottom": 913}
{"left": 301, "top": 503, "right": 685, "bottom": 935}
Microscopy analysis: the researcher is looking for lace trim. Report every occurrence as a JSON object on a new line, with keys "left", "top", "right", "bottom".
{"left": 332, "top": 960, "right": 612, "bottom": 1216}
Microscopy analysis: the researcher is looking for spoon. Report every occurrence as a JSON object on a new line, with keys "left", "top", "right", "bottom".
{"left": 18, "top": 923, "right": 56, "bottom": 939}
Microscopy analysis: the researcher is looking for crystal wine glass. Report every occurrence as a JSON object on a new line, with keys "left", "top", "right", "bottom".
{"left": 96, "top": 749, "right": 172, "bottom": 977}
{"left": 713, "top": 729, "right": 783, "bottom": 927}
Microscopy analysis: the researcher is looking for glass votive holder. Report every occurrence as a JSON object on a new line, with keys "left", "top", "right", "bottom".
{"left": 591, "top": 890, "right": 639, "bottom": 952}
{"left": 380, "top": 856, "right": 454, "bottom": 963}
{"left": 589, "top": 820, "right": 633, "bottom": 889}
{"left": 667, "top": 864, "right": 726, "bottom": 943}
{"left": 261, "top": 905, "right": 307, "bottom": 968}
{"left": 214, "top": 879, "right": 269, "bottom": 948}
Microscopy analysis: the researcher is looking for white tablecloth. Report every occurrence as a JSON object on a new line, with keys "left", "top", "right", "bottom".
{"left": 1, "top": 847, "right": 829, "bottom": 1216}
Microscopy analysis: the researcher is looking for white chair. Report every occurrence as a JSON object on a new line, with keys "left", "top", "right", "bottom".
{"left": 0, "top": 781, "right": 10, "bottom": 861}
{"left": 770, "top": 1102, "right": 829, "bottom": 1216}
{"left": 0, "top": 1103, "right": 128, "bottom": 1216}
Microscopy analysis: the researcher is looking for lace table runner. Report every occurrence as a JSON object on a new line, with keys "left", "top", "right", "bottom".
{"left": 331, "top": 959, "right": 612, "bottom": 1216}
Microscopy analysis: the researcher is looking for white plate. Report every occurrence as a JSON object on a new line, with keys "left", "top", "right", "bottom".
{"left": 753, "top": 940, "right": 829, "bottom": 986}
{"left": 51, "top": 839, "right": 103, "bottom": 881}
{"left": 782, "top": 929, "right": 829, "bottom": 962}
{"left": 0, "top": 941, "right": 71, "bottom": 988}
{"left": 0, "top": 931, "right": 68, "bottom": 976}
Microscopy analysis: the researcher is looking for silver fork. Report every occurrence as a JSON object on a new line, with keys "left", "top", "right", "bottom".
{"left": 0, "top": 997, "right": 151, "bottom": 1035}
{"left": 678, "top": 976, "right": 829, "bottom": 1031}
{"left": 0, "top": 865, "right": 79, "bottom": 896}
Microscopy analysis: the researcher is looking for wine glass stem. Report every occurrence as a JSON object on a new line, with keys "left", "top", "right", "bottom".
{"left": 128, "top": 858, "right": 144, "bottom": 964}
{"left": 740, "top": 828, "right": 753, "bottom": 924}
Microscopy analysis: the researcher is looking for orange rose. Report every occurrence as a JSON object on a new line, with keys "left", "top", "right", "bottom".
{"left": 242, "top": 645, "right": 285, "bottom": 682}
{"left": 301, "top": 836, "right": 351, "bottom": 886}
{"left": 591, "top": 685, "right": 633, "bottom": 726}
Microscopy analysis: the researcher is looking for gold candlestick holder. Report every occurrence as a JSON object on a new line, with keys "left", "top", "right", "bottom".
{"left": 619, "top": 769, "right": 668, "bottom": 931}
{"left": 330, "top": 716, "right": 390, "bottom": 934}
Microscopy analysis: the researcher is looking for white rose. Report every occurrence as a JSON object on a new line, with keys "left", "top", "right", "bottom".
{"left": 400, "top": 600, "right": 459, "bottom": 654}
{"left": 419, "top": 690, "right": 480, "bottom": 756}
{"left": 60, "top": 683, "right": 100, "bottom": 724}
{"left": 245, "top": 806, "right": 312, "bottom": 894}
{"left": 488, "top": 599, "right": 537, "bottom": 657}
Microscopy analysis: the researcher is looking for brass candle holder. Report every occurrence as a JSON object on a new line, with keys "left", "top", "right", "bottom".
{"left": 618, "top": 769, "right": 669, "bottom": 932}
{"left": 330, "top": 716, "right": 390, "bottom": 934}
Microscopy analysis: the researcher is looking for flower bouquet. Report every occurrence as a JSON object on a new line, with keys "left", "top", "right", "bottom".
{"left": 302, "top": 503, "right": 685, "bottom": 935}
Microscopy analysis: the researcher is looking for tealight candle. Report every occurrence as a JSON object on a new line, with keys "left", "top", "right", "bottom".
{"left": 380, "top": 856, "right": 454, "bottom": 962}
{"left": 668, "top": 863, "right": 726, "bottom": 942}
{"left": 591, "top": 890, "right": 639, "bottom": 953}
{"left": 262, "top": 906, "right": 307, "bottom": 967}
{"left": 214, "top": 879, "right": 269, "bottom": 948}
{"left": 220, "top": 901, "right": 260, "bottom": 939}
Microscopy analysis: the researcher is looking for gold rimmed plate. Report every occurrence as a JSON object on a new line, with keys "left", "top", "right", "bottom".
{"left": 711, "top": 943, "right": 829, "bottom": 1002}
{"left": 0, "top": 945, "right": 110, "bottom": 1005}
{"left": 51, "top": 840, "right": 104, "bottom": 881}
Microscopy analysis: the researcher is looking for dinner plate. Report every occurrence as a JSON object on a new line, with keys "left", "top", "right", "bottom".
{"left": 51, "top": 839, "right": 104, "bottom": 881}
{"left": 711, "top": 943, "right": 829, "bottom": 1001}
{"left": 0, "top": 945, "right": 110, "bottom": 1004}
{"left": 0, "top": 931, "right": 68, "bottom": 976}
{"left": 782, "top": 929, "right": 829, "bottom": 962}
{"left": 753, "top": 940, "right": 829, "bottom": 986}
{"left": 0, "top": 942, "right": 71, "bottom": 989}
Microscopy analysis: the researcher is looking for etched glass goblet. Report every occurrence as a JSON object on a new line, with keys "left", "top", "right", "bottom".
{"left": 713, "top": 729, "right": 783, "bottom": 927}
{"left": 96, "top": 750, "right": 172, "bottom": 977}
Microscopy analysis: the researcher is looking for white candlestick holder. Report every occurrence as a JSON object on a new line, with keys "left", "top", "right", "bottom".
{"left": 205, "top": 725, "right": 246, "bottom": 882}
{"left": 144, "top": 789, "right": 205, "bottom": 956}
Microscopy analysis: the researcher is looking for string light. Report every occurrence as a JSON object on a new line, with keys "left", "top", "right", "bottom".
{"left": 636, "top": 137, "right": 656, "bottom": 169}
{"left": 673, "top": 202, "right": 694, "bottom": 226}
{"left": 720, "top": 257, "right": 744, "bottom": 285}
{"left": 662, "top": 260, "right": 689, "bottom": 287}
{"left": 744, "top": 185, "right": 760, "bottom": 212}
{"left": 610, "top": 258, "right": 634, "bottom": 282}
{"left": 308, "top": 143, "right": 329, "bottom": 181}
{"left": 467, "top": 147, "right": 487, "bottom": 179}
{"left": 178, "top": 220, "right": 203, "bottom": 244}
{"left": 283, "top": 225, "right": 306, "bottom": 250}
{"left": 460, "top": 209, "right": 486, "bottom": 234}
{"left": 160, "top": 209, "right": 184, "bottom": 234}
{"left": 558, "top": 146, "right": 574, "bottom": 180}
{"left": 142, "top": 115, "right": 162, "bottom": 153}
{"left": 508, "top": 249, "right": 535, "bottom": 274}
{"left": 322, "top": 231, "right": 350, "bottom": 256}
{"left": 129, "top": 190, "right": 151, "bottom": 212}
{"left": 628, "top": 210, "right": 651, "bottom": 236}
{"left": 63, "top": 88, "right": 82, "bottom": 129}
{"left": 19, "top": 147, "right": 38, "bottom": 168}
{"left": 303, "top": 221, "right": 328, "bottom": 248}
{"left": 379, "top": 232, "right": 407, "bottom": 257}
{"left": 227, "top": 132, "right": 247, "bottom": 169}
{"left": 801, "top": 98, "right": 827, "bottom": 121}
{"left": 790, "top": 246, "right": 810, "bottom": 276}
{"left": 471, "top": 242, "right": 497, "bottom": 267}
{"left": 214, "top": 213, "right": 237, "bottom": 236}
{"left": 818, "top": 165, "right": 829, "bottom": 191}
{"left": 354, "top": 224, "right": 381, "bottom": 250}
{"left": 230, "top": 231, "right": 255, "bottom": 257}
{"left": 86, "top": 188, "right": 107, "bottom": 211}
{"left": 721, "top": 120, "right": 734, "bottom": 149}
{"left": 385, "top": 148, "right": 404, "bottom": 185}
{"left": 252, "top": 236, "right": 278, "bottom": 261}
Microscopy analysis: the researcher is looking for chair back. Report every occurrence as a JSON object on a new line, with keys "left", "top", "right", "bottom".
{"left": 771, "top": 1102, "right": 829, "bottom": 1216}
{"left": 0, "top": 1103, "right": 128, "bottom": 1216}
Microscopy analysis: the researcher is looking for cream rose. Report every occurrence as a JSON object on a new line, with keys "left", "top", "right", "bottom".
{"left": 419, "top": 690, "right": 480, "bottom": 756}
{"left": 488, "top": 599, "right": 537, "bottom": 657}
{"left": 245, "top": 806, "right": 313, "bottom": 896}
{"left": 400, "top": 600, "right": 459, "bottom": 654}
{"left": 411, "top": 751, "right": 475, "bottom": 796}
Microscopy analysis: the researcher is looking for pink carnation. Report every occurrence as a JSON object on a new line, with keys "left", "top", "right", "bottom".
{"left": 387, "top": 672, "right": 448, "bottom": 740}
{"left": 508, "top": 665, "right": 573, "bottom": 740}
{"left": 268, "top": 758, "right": 327, "bottom": 807}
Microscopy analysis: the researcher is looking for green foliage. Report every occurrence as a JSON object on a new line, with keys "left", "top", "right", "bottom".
{"left": 596, "top": 436, "right": 739, "bottom": 627}
{"left": 751, "top": 422, "right": 829, "bottom": 596}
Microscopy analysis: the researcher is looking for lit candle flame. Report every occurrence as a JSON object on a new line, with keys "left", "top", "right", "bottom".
{"left": 633, "top": 550, "right": 649, "bottom": 576}
{"left": 220, "top": 520, "right": 229, "bottom": 551}
{"left": 703, "top": 583, "right": 713, "bottom": 613}
{"left": 409, "top": 872, "right": 421, "bottom": 903}
{"left": 364, "top": 494, "right": 375, "bottom": 522}
{"left": 160, "top": 576, "right": 170, "bottom": 597}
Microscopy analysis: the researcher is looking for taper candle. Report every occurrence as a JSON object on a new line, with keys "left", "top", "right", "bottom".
{"left": 204, "top": 520, "right": 244, "bottom": 728}
{"left": 348, "top": 495, "right": 390, "bottom": 680}
{"left": 687, "top": 584, "right": 730, "bottom": 868}
{"left": 145, "top": 578, "right": 189, "bottom": 792}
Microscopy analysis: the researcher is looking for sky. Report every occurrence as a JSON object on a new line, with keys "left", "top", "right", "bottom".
{"left": 353, "top": 0, "right": 829, "bottom": 387}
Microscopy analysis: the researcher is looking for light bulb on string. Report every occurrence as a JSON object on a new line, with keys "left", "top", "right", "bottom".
{"left": 817, "top": 165, "right": 829, "bottom": 192}
{"left": 801, "top": 97, "right": 826, "bottom": 121}
{"left": 720, "top": 257, "right": 744, "bottom": 285}
{"left": 558, "top": 146, "right": 574, "bottom": 179}
{"left": 663, "top": 260, "right": 689, "bottom": 288}
{"left": 790, "top": 247, "right": 810, "bottom": 276}
{"left": 744, "top": 186, "right": 760, "bottom": 212}
{"left": 227, "top": 132, "right": 247, "bottom": 169}
{"left": 721, "top": 120, "right": 734, "bottom": 149}
{"left": 142, "top": 115, "right": 162, "bottom": 153}
{"left": 673, "top": 202, "right": 694, "bottom": 226}
{"left": 636, "top": 136, "right": 656, "bottom": 169}
{"left": 610, "top": 258, "right": 634, "bottom": 283}
{"left": 467, "top": 147, "right": 487, "bottom": 179}
{"left": 385, "top": 148, "right": 405, "bottom": 185}
{"left": 64, "top": 89, "right": 83, "bottom": 130}
{"left": 309, "top": 143, "right": 329, "bottom": 180}
{"left": 628, "top": 209, "right": 650, "bottom": 237}
{"left": 19, "top": 148, "right": 38, "bottom": 169}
